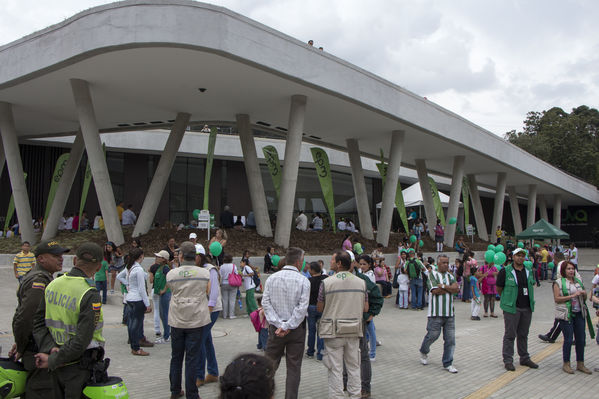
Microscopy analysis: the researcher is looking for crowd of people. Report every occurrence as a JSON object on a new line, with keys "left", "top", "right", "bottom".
{"left": 8, "top": 222, "right": 599, "bottom": 399}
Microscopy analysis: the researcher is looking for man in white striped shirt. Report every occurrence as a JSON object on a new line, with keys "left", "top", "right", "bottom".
{"left": 419, "top": 254, "right": 459, "bottom": 373}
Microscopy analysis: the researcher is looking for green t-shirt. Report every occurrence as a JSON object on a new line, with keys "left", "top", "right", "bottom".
{"left": 94, "top": 260, "right": 108, "bottom": 282}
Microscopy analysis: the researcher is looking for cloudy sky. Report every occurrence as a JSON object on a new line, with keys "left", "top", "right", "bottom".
{"left": 2, "top": 0, "right": 598, "bottom": 136}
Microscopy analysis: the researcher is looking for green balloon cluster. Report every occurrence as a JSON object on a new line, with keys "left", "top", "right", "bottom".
{"left": 517, "top": 242, "right": 525, "bottom": 249}
{"left": 534, "top": 244, "right": 541, "bottom": 248}
{"left": 524, "top": 260, "right": 533, "bottom": 268}
{"left": 487, "top": 244, "right": 495, "bottom": 252}
{"left": 484, "top": 250, "right": 496, "bottom": 264}
{"left": 547, "top": 261, "right": 555, "bottom": 270}
{"left": 192, "top": 209, "right": 201, "bottom": 219}
{"left": 448, "top": 217, "right": 457, "bottom": 225}
{"left": 494, "top": 244, "right": 504, "bottom": 253}
{"left": 209, "top": 241, "right": 222, "bottom": 257}
{"left": 419, "top": 240, "right": 424, "bottom": 247}
{"left": 410, "top": 235, "right": 417, "bottom": 243}
{"left": 494, "top": 252, "right": 506, "bottom": 266}
{"left": 272, "top": 254, "right": 280, "bottom": 267}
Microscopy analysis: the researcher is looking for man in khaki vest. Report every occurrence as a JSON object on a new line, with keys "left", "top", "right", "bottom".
{"left": 318, "top": 250, "right": 368, "bottom": 399}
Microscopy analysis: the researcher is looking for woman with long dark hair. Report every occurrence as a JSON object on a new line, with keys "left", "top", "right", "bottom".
{"left": 117, "top": 247, "right": 151, "bottom": 356}
{"left": 105, "top": 241, "right": 124, "bottom": 294}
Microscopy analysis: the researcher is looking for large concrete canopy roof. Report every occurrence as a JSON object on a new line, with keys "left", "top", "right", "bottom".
{"left": 1, "top": 0, "right": 597, "bottom": 206}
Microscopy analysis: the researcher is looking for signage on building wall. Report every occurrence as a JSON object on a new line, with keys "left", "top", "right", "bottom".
{"left": 310, "top": 147, "right": 336, "bottom": 232}
{"left": 262, "top": 145, "right": 282, "bottom": 199}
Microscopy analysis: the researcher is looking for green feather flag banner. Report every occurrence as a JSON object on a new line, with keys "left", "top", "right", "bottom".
{"left": 461, "top": 176, "right": 470, "bottom": 226}
{"left": 376, "top": 151, "right": 409, "bottom": 233}
{"left": 428, "top": 177, "right": 446, "bottom": 225}
{"left": 4, "top": 173, "right": 27, "bottom": 232}
{"left": 44, "top": 153, "right": 70, "bottom": 224}
{"left": 203, "top": 127, "right": 218, "bottom": 210}
{"left": 262, "top": 145, "right": 282, "bottom": 199}
{"left": 78, "top": 144, "right": 105, "bottom": 231}
{"left": 310, "top": 148, "right": 336, "bottom": 232}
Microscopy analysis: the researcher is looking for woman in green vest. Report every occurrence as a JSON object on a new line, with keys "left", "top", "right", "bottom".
{"left": 553, "top": 260, "right": 593, "bottom": 374}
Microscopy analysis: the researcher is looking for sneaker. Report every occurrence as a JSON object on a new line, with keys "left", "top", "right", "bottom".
{"left": 369, "top": 356, "right": 376, "bottom": 362}
{"left": 376, "top": 340, "right": 382, "bottom": 346}
{"left": 229, "top": 315, "right": 237, "bottom": 319}
{"left": 420, "top": 352, "right": 428, "bottom": 365}
{"left": 110, "top": 290, "right": 115, "bottom": 294}
{"left": 164, "top": 337, "right": 170, "bottom": 343}
{"left": 154, "top": 337, "right": 165, "bottom": 344}
{"left": 445, "top": 365, "right": 458, "bottom": 373}
{"left": 306, "top": 354, "right": 314, "bottom": 359}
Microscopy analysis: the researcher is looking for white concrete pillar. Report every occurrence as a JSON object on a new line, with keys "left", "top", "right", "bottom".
{"left": 347, "top": 139, "right": 374, "bottom": 240}
{"left": 0, "top": 102, "right": 35, "bottom": 243}
{"left": 553, "top": 194, "right": 562, "bottom": 228}
{"left": 491, "top": 172, "right": 507, "bottom": 236}
{"left": 376, "top": 131, "right": 405, "bottom": 246}
{"left": 237, "top": 114, "right": 272, "bottom": 238}
{"left": 527, "top": 184, "right": 537, "bottom": 228}
{"left": 467, "top": 174, "right": 489, "bottom": 241}
{"left": 415, "top": 159, "right": 437, "bottom": 240}
{"left": 444, "top": 156, "right": 465, "bottom": 247}
{"left": 0, "top": 138, "right": 5, "bottom": 178}
{"left": 133, "top": 112, "right": 190, "bottom": 238}
{"left": 70, "top": 79, "right": 124, "bottom": 245}
{"left": 274, "top": 95, "right": 307, "bottom": 248}
{"left": 538, "top": 195, "right": 548, "bottom": 221}
{"left": 507, "top": 186, "right": 523, "bottom": 235}
{"left": 42, "top": 132, "right": 85, "bottom": 240}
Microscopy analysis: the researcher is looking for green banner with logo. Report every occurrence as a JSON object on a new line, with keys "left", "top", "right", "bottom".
{"left": 428, "top": 177, "right": 445, "bottom": 225}
{"left": 262, "top": 145, "right": 282, "bottom": 199}
{"left": 44, "top": 153, "right": 70, "bottom": 224}
{"left": 310, "top": 148, "right": 336, "bottom": 233}
{"left": 78, "top": 157, "right": 92, "bottom": 231}
{"left": 462, "top": 176, "right": 470, "bottom": 227}
{"left": 4, "top": 172, "right": 27, "bottom": 232}
{"left": 203, "top": 127, "right": 218, "bottom": 210}
{"left": 376, "top": 152, "right": 409, "bottom": 233}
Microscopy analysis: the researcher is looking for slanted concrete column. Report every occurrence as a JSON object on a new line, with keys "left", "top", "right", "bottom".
{"left": 237, "top": 114, "right": 272, "bottom": 238}
{"left": 70, "top": 79, "right": 124, "bottom": 245}
{"left": 415, "top": 159, "right": 437, "bottom": 240}
{"left": 347, "top": 139, "right": 374, "bottom": 240}
{"left": 0, "top": 138, "right": 5, "bottom": 178}
{"left": 133, "top": 112, "right": 190, "bottom": 238}
{"left": 0, "top": 102, "right": 35, "bottom": 243}
{"left": 467, "top": 174, "right": 489, "bottom": 241}
{"left": 527, "top": 184, "right": 537, "bottom": 228}
{"left": 444, "top": 156, "right": 465, "bottom": 247}
{"left": 491, "top": 172, "right": 507, "bottom": 237}
{"left": 274, "top": 95, "right": 307, "bottom": 248}
{"left": 553, "top": 194, "right": 562, "bottom": 228}
{"left": 376, "top": 131, "right": 404, "bottom": 246}
{"left": 42, "top": 132, "right": 85, "bottom": 240}
{"left": 538, "top": 195, "right": 548, "bottom": 221}
{"left": 507, "top": 186, "right": 523, "bottom": 235}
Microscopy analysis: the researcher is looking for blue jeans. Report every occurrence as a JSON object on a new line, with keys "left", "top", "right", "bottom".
{"left": 306, "top": 305, "right": 324, "bottom": 358}
{"left": 560, "top": 311, "right": 586, "bottom": 362}
{"left": 462, "top": 277, "right": 471, "bottom": 301}
{"left": 258, "top": 328, "right": 268, "bottom": 350}
{"left": 398, "top": 290, "right": 409, "bottom": 308}
{"left": 410, "top": 278, "right": 423, "bottom": 309}
{"left": 420, "top": 316, "right": 455, "bottom": 367}
{"left": 198, "top": 311, "right": 219, "bottom": 380}
{"left": 127, "top": 301, "right": 146, "bottom": 351}
{"left": 366, "top": 320, "right": 377, "bottom": 358}
{"left": 551, "top": 266, "right": 557, "bottom": 280}
{"left": 170, "top": 326, "right": 203, "bottom": 399}
{"left": 541, "top": 263, "right": 548, "bottom": 280}
{"left": 95, "top": 280, "right": 107, "bottom": 304}
{"left": 159, "top": 292, "right": 171, "bottom": 340}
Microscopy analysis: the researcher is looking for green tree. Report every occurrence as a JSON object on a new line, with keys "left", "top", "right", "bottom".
{"left": 505, "top": 105, "right": 599, "bottom": 187}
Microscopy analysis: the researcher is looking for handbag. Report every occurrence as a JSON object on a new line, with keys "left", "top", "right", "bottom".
{"left": 228, "top": 268, "right": 242, "bottom": 287}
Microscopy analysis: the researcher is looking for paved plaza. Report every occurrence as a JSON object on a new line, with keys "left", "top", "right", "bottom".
{"left": 1, "top": 253, "right": 599, "bottom": 399}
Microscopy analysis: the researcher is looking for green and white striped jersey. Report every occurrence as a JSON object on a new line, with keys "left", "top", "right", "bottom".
{"left": 426, "top": 270, "right": 456, "bottom": 317}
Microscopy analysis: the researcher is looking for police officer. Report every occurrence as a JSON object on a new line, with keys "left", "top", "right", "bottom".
{"left": 33, "top": 242, "right": 105, "bottom": 398}
{"left": 10, "top": 239, "right": 69, "bottom": 398}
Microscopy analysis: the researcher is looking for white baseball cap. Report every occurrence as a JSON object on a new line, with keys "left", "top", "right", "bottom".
{"left": 512, "top": 248, "right": 526, "bottom": 256}
{"left": 189, "top": 232, "right": 197, "bottom": 239}
{"left": 154, "top": 250, "right": 170, "bottom": 259}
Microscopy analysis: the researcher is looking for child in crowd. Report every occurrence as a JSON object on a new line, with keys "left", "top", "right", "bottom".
{"left": 397, "top": 268, "right": 410, "bottom": 309}
{"left": 470, "top": 266, "right": 481, "bottom": 320}
{"left": 94, "top": 258, "right": 109, "bottom": 304}
{"left": 250, "top": 296, "right": 269, "bottom": 351}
